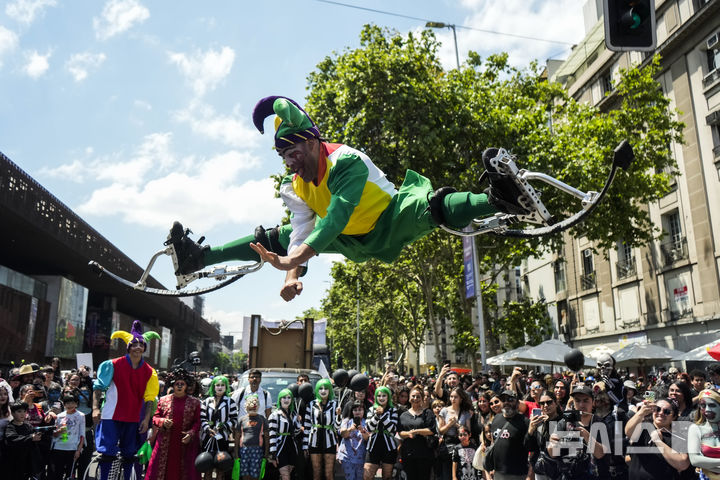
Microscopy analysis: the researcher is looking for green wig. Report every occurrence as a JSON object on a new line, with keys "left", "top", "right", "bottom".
{"left": 314, "top": 378, "right": 335, "bottom": 402}
{"left": 374, "top": 386, "right": 394, "bottom": 409}
{"left": 208, "top": 375, "right": 230, "bottom": 398}
{"left": 276, "top": 388, "right": 295, "bottom": 412}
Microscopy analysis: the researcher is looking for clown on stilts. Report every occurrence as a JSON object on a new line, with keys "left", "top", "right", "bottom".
{"left": 168, "top": 96, "right": 530, "bottom": 301}
{"left": 93, "top": 320, "right": 160, "bottom": 480}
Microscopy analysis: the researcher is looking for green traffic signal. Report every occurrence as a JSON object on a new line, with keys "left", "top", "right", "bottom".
{"left": 603, "top": 0, "right": 656, "bottom": 51}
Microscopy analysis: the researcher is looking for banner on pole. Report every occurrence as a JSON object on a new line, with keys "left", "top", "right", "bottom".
{"left": 463, "top": 236, "right": 475, "bottom": 298}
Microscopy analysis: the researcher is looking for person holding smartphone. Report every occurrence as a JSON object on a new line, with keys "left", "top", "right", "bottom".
{"left": 338, "top": 401, "right": 369, "bottom": 480}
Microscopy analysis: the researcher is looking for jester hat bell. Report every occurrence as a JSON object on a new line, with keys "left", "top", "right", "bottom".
{"left": 111, "top": 320, "right": 161, "bottom": 352}
{"left": 252, "top": 96, "right": 321, "bottom": 150}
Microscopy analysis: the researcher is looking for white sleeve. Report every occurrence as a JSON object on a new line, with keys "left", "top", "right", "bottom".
{"left": 279, "top": 181, "right": 315, "bottom": 264}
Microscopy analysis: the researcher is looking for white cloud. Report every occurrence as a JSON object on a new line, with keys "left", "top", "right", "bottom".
{"left": 0, "top": 26, "right": 19, "bottom": 67}
{"left": 133, "top": 99, "right": 152, "bottom": 110}
{"left": 46, "top": 133, "right": 277, "bottom": 231}
{"left": 431, "top": 0, "right": 584, "bottom": 69}
{"left": 5, "top": 0, "right": 56, "bottom": 26}
{"left": 23, "top": 49, "right": 50, "bottom": 78}
{"left": 93, "top": 0, "right": 149, "bottom": 41}
{"left": 168, "top": 46, "right": 234, "bottom": 97}
{"left": 174, "top": 100, "right": 258, "bottom": 148}
{"left": 203, "top": 307, "right": 245, "bottom": 337}
{"left": 66, "top": 52, "right": 106, "bottom": 81}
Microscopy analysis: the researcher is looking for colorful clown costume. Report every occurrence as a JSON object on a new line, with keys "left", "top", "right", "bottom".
{"left": 203, "top": 141, "right": 495, "bottom": 266}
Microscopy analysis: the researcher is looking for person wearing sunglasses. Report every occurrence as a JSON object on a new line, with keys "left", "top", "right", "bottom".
{"left": 625, "top": 396, "right": 693, "bottom": 479}
{"left": 688, "top": 389, "right": 720, "bottom": 479}
{"left": 526, "top": 391, "right": 561, "bottom": 480}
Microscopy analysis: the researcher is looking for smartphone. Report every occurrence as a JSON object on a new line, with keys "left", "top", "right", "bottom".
{"left": 532, "top": 408, "right": 542, "bottom": 417}
{"left": 643, "top": 391, "right": 656, "bottom": 402}
{"left": 353, "top": 417, "right": 361, "bottom": 427}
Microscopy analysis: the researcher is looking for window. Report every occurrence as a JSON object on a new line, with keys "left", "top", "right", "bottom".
{"left": 554, "top": 261, "right": 567, "bottom": 294}
{"left": 616, "top": 241, "right": 636, "bottom": 279}
{"left": 660, "top": 210, "right": 688, "bottom": 266}
{"left": 601, "top": 72, "right": 613, "bottom": 96}
{"left": 581, "top": 248, "right": 596, "bottom": 290}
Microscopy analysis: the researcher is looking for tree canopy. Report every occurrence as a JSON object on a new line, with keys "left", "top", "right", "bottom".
{"left": 300, "top": 25, "right": 683, "bottom": 369}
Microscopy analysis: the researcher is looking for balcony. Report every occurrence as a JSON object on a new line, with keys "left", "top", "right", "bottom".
{"left": 580, "top": 272, "right": 596, "bottom": 290}
{"left": 616, "top": 257, "right": 637, "bottom": 280}
{"left": 660, "top": 237, "right": 689, "bottom": 267}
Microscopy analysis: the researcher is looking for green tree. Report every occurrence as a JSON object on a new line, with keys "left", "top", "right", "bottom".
{"left": 304, "top": 26, "right": 682, "bottom": 366}
{"left": 212, "top": 351, "right": 247, "bottom": 374}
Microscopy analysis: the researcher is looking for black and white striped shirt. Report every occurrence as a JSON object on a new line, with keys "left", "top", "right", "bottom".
{"left": 200, "top": 395, "right": 238, "bottom": 444}
{"left": 366, "top": 405, "right": 398, "bottom": 452}
{"left": 268, "top": 409, "right": 300, "bottom": 459}
{"left": 303, "top": 399, "right": 341, "bottom": 450}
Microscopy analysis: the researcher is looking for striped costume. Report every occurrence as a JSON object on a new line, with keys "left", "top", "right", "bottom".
{"left": 200, "top": 395, "right": 237, "bottom": 452}
{"left": 366, "top": 405, "right": 399, "bottom": 460}
{"left": 303, "top": 399, "right": 341, "bottom": 452}
{"left": 268, "top": 409, "right": 300, "bottom": 468}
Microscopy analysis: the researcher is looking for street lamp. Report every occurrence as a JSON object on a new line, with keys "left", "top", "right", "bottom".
{"left": 426, "top": 21, "right": 460, "bottom": 69}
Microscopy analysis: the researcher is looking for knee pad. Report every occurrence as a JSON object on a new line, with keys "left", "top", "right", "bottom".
{"left": 254, "top": 225, "right": 288, "bottom": 256}
{"left": 427, "top": 187, "right": 457, "bottom": 226}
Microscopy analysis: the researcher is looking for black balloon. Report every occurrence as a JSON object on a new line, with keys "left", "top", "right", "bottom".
{"left": 195, "top": 452, "right": 215, "bottom": 473}
{"left": 214, "top": 451, "right": 234, "bottom": 472}
{"left": 347, "top": 369, "right": 359, "bottom": 380}
{"left": 298, "top": 382, "right": 315, "bottom": 402}
{"left": 288, "top": 382, "right": 299, "bottom": 398}
{"left": 332, "top": 369, "right": 349, "bottom": 388}
{"left": 564, "top": 349, "right": 585, "bottom": 371}
{"left": 349, "top": 373, "right": 369, "bottom": 392}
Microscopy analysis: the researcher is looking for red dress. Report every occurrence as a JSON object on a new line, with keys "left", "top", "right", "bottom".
{"left": 146, "top": 394, "right": 201, "bottom": 480}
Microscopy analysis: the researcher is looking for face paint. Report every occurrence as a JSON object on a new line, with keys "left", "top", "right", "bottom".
{"left": 318, "top": 386, "right": 329, "bottom": 398}
{"left": 701, "top": 399, "right": 720, "bottom": 423}
{"left": 280, "top": 396, "right": 292, "bottom": 408}
{"left": 376, "top": 393, "right": 388, "bottom": 405}
{"left": 214, "top": 382, "right": 226, "bottom": 395}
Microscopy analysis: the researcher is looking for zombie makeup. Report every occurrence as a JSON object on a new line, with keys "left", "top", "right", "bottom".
{"left": 699, "top": 391, "right": 720, "bottom": 423}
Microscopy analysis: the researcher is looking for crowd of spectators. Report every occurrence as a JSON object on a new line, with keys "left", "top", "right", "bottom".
{"left": 2, "top": 358, "right": 720, "bottom": 480}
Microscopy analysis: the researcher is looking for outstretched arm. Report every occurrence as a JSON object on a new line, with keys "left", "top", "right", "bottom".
{"left": 250, "top": 242, "right": 316, "bottom": 272}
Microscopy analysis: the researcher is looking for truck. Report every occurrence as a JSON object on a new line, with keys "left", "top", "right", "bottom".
{"left": 243, "top": 314, "right": 329, "bottom": 370}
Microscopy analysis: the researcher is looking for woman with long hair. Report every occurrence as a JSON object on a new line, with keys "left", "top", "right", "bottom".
{"left": 303, "top": 378, "right": 340, "bottom": 480}
{"left": 269, "top": 389, "right": 300, "bottom": 480}
{"left": 689, "top": 389, "right": 720, "bottom": 479}
{"left": 199, "top": 375, "right": 237, "bottom": 480}
{"left": 436, "top": 387, "right": 473, "bottom": 480}
{"left": 668, "top": 380, "right": 695, "bottom": 420}
{"left": 625, "top": 396, "right": 693, "bottom": 479}
{"left": 146, "top": 368, "right": 202, "bottom": 480}
{"left": 364, "top": 386, "right": 399, "bottom": 480}
{"left": 398, "top": 385, "right": 436, "bottom": 480}
{"left": 527, "top": 391, "right": 562, "bottom": 480}
{"left": 553, "top": 379, "right": 570, "bottom": 410}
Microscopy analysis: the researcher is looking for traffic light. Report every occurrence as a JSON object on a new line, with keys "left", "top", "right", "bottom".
{"left": 603, "top": 0, "right": 656, "bottom": 51}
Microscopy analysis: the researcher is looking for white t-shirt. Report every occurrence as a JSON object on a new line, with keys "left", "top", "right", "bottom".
{"left": 52, "top": 410, "right": 85, "bottom": 451}
{"left": 232, "top": 385, "right": 272, "bottom": 418}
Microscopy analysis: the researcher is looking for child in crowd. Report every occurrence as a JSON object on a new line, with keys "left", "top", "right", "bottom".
{"left": 337, "top": 400, "right": 369, "bottom": 480}
{"left": 50, "top": 393, "right": 85, "bottom": 480}
{"left": 452, "top": 425, "right": 480, "bottom": 480}
{"left": 4, "top": 401, "right": 43, "bottom": 480}
{"left": 236, "top": 395, "right": 269, "bottom": 480}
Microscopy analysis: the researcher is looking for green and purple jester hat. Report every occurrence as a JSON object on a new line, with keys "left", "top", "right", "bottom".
{"left": 110, "top": 320, "right": 161, "bottom": 352}
{"left": 252, "top": 96, "right": 321, "bottom": 150}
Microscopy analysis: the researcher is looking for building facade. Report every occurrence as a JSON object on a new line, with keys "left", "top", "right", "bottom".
{"left": 531, "top": 0, "right": 720, "bottom": 356}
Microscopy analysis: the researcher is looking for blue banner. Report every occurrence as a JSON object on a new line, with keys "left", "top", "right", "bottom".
{"left": 463, "top": 236, "right": 475, "bottom": 298}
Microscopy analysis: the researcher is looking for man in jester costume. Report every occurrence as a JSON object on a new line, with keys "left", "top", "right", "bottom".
{"left": 169, "top": 96, "right": 528, "bottom": 301}
{"left": 93, "top": 320, "right": 160, "bottom": 480}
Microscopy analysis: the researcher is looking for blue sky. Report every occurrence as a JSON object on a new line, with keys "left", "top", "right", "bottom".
{"left": 0, "top": 0, "right": 586, "bottom": 337}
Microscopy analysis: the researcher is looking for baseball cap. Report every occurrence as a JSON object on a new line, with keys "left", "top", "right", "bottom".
{"left": 499, "top": 389, "right": 517, "bottom": 399}
{"left": 570, "top": 385, "right": 593, "bottom": 397}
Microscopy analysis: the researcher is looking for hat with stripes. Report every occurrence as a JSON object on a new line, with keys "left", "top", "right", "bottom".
{"left": 252, "top": 96, "right": 321, "bottom": 150}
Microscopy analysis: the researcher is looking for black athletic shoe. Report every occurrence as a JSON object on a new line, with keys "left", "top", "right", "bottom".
{"left": 165, "top": 221, "right": 208, "bottom": 275}
{"left": 482, "top": 148, "right": 532, "bottom": 216}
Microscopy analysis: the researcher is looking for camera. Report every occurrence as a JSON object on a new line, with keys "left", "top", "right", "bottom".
{"left": 562, "top": 409, "right": 581, "bottom": 423}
